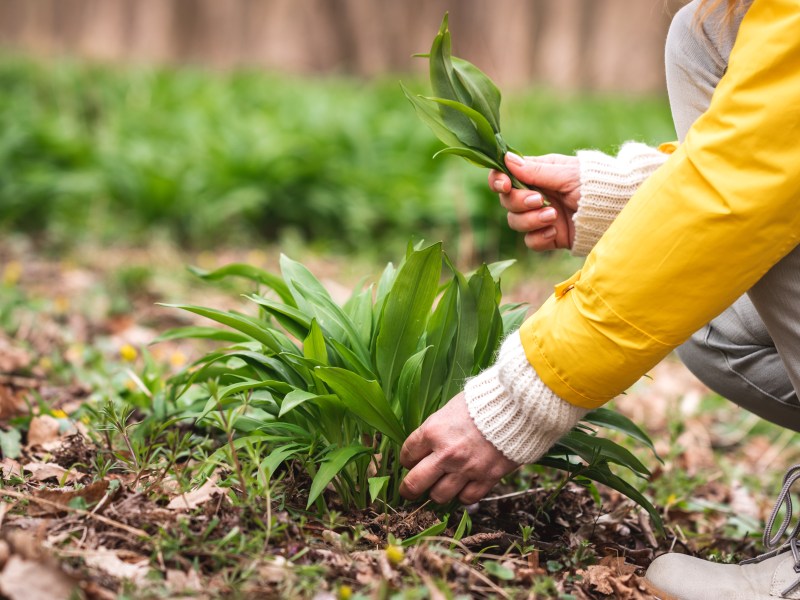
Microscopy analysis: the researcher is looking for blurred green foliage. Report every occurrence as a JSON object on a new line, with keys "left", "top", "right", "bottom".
{"left": 0, "top": 57, "right": 674, "bottom": 258}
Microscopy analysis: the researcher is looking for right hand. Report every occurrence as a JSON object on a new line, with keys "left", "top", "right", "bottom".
{"left": 489, "top": 152, "right": 581, "bottom": 251}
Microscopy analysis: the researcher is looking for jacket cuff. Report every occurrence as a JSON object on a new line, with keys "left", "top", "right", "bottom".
{"left": 464, "top": 331, "right": 588, "bottom": 465}
{"left": 572, "top": 142, "right": 670, "bottom": 257}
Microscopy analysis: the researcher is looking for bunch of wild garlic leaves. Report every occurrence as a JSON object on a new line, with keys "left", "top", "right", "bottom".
{"left": 160, "top": 243, "right": 662, "bottom": 533}
{"left": 402, "top": 14, "right": 548, "bottom": 202}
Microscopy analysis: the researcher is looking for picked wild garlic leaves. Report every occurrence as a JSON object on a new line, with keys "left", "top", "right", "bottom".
{"left": 401, "top": 13, "right": 550, "bottom": 205}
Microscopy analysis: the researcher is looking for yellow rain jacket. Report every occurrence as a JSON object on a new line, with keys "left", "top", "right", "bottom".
{"left": 520, "top": 0, "right": 800, "bottom": 409}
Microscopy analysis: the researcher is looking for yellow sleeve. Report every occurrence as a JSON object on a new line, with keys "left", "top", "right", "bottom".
{"left": 520, "top": 0, "right": 800, "bottom": 409}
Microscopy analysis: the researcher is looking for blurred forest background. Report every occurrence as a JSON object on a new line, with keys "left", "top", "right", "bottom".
{"left": 0, "top": 0, "right": 683, "bottom": 261}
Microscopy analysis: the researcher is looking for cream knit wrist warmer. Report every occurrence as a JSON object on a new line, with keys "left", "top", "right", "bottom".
{"left": 464, "top": 331, "right": 588, "bottom": 465}
{"left": 571, "top": 142, "right": 670, "bottom": 257}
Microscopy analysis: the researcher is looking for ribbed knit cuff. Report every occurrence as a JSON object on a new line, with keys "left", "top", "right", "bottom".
{"left": 571, "top": 142, "right": 669, "bottom": 257}
{"left": 464, "top": 332, "right": 588, "bottom": 465}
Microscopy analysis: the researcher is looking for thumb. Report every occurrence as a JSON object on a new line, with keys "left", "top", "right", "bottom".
{"left": 505, "top": 151, "right": 569, "bottom": 191}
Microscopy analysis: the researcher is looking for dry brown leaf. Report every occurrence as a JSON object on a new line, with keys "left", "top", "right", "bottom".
{"left": 23, "top": 462, "right": 82, "bottom": 483}
{"left": 30, "top": 479, "right": 110, "bottom": 516}
{"left": 82, "top": 548, "right": 150, "bottom": 583}
{"left": 166, "top": 568, "right": 203, "bottom": 594}
{"left": 579, "top": 556, "right": 650, "bottom": 600}
{"left": 0, "top": 555, "right": 77, "bottom": 600}
{"left": 27, "top": 415, "right": 61, "bottom": 448}
{"left": 167, "top": 473, "right": 224, "bottom": 511}
{"left": 0, "top": 385, "right": 27, "bottom": 420}
{"left": 1, "top": 458, "right": 21, "bottom": 479}
{"left": 0, "top": 337, "right": 31, "bottom": 373}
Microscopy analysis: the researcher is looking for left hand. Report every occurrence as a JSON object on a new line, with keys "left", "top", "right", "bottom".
{"left": 399, "top": 392, "right": 519, "bottom": 505}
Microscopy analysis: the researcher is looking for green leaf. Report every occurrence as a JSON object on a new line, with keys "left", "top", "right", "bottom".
{"left": 307, "top": 445, "right": 372, "bottom": 508}
{"left": 468, "top": 265, "right": 503, "bottom": 368}
{"left": 451, "top": 509, "right": 472, "bottom": 549}
{"left": 280, "top": 255, "right": 368, "bottom": 363}
{"left": 441, "top": 272, "right": 479, "bottom": 402}
{"left": 418, "top": 277, "right": 459, "bottom": 414}
{"left": 343, "top": 285, "right": 373, "bottom": 349}
{"left": 396, "top": 346, "right": 431, "bottom": 433}
{"left": 315, "top": 367, "right": 407, "bottom": 445}
{"left": 188, "top": 263, "right": 294, "bottom": 307}
{"left": 279, "top": 389, "right": 321, "bottom": 418}
{"left": 247, "top": 294, "right": 311, "bottom": 339}
{"left": 160, "top": 304, "right": 286, "bottom": 354}
{"left": 483, "top": 560, "right": 515, "bottom": 581}
{"left": 500, "top": 303, "right": 528, "bottom": 334}
{"left": 0, "top": 428, "right": 21, "bottom": 460}
{"left": 400, "top": 84, "right": 463, "bottom": 149}
{"left": 451, "top": 56, "right": 502, "bottom": 133}
{"left": 556, "top": 430, "right": 651, "bottom": 479}
{"left": 583, "top": 408, "right": 661, "bottom": 459}
{"left": 261, "top": 444, "right": 303, "bottom": 478}
{"left": 373, "top": 261, "right": 397, "bottom": 332}
{"left": 194, "top": 379, "right": 276, "bottom": 423}
{"left": 428, "top": 97, "right": 498, "bottom": 155}
{"left": 432, "top": 146, "right": 500, "bottom": 170}
{"left": 486, "top": 259, "right": 516, "bottom": 282}
{"left": 376, "top": 243, "right": 442, "bottom": 398}
{"left": 303, "top": 319, "right": 328, "bottom": 365}
{"left": 401, "top": 519, "right": 448, "bottom": 547}
{"left": 368, "top": 476, "right": 391, "bottom": 504}
{"left": 150, "top": 326, "right": 250, "bottom": 345}
{"left": 329, "top": 339, "right": 376, "bottom": 379}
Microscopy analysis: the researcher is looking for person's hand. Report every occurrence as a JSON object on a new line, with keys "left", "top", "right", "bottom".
{"left": 489, "top": 152, "right": 581, "bottom": 251}
{"left": 399, "top": 392, "right": 519, "bottom": 505}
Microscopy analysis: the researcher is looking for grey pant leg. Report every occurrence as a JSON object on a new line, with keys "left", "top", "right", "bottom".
{"left": 678, "top": 295, "right": 800, "bottom": 432}
{"left": 665, "top": 0, "right": 800, "bottom": 430}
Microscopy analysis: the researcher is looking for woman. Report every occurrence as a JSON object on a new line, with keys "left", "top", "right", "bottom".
{"left": 399, "top": 0, "right": 800, "bottom": 597}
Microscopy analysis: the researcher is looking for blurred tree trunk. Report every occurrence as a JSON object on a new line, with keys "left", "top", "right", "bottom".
{"left": 0, "top": 0, "right": 687, "bottom": 93}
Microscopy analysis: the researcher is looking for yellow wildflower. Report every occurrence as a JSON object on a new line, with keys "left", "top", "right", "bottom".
{"left": 385, "top": 544, "right": 404, "bottom": 566}
{"left": 337, "top": 585, "right": 353, "bottom": 600}
{"left": 120, "top": 344, "right": 138, "bottom": 362}
{"left": 2, "top": 261, "right": 22, "bottom": 286}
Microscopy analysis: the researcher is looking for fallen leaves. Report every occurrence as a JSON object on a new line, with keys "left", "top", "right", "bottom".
{"left": 166, "top": 473, "right": 226, "bottom": 511}
{"left": 26, "top": 415, "right": 62, "bottom": 448}
{"left": 23, "top": 462, "right": 83, "bottom": 484}
{"left": 82, "top": 548, "right": 151, "bottom": 584}
{"left": 0, "top": 555, "right": 77, "bottom": 600}
{"left": 30, "top": 479, "right": 111, "bottom": 516}
{"left": 578, "top": 556, "right": 651, "bottom": 599}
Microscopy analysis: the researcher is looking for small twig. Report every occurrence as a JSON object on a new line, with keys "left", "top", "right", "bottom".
{"left": 403, "top": 499, "right": 432, "bottom": 522}
{"left": 480, "top": 487, "right": 544, "bottom": 503}
{"left": 0, "top": 489, "right": 149, "bottom": 539}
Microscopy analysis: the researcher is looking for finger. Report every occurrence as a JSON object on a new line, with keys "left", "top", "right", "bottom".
{"left": 488, "top": 171, "right": 511, "bottom": 194}
{"left": 524, "top": 227, "right": 559, "bottom": 252}
{"left": 507, "top": 206, "right": 558, "bottom": 233}
{"left": 458, "top": 480, "right": 496, "bottom": 505}
{"left": 505, "top": 152, "right": 574, "bottom": 191}
{"left": 429, "top": 473, "right": 469, "bottom": 505}
{"left": 499, "top": 189, "right": 546, "bottom": 214}
{"left": 400, "top": 425, "right": 432, "bottom": 469}
{"left": 399, "top": 453, "right": 445, "bottom": 500}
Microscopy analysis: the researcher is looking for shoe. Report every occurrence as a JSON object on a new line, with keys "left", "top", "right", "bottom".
{"left": 644, "top": 465, "right": 800, "bottom": 600}
{"left": 644, "top": 552, "right": 800, "bottom": 599}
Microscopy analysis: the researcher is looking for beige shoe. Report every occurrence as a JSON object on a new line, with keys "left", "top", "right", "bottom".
{"left": 644, "top": 465, "right": 800, "bottom": 599}
{"left": 643, "top": 552, "right": 800, "bottom": 599}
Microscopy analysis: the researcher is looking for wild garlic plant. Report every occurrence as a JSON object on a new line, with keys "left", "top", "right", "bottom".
{"left": 402, "top": 14, "right": 549, "bottom": 203}
{"left": 160, "top": 243, "right": 662, "bottom": 530}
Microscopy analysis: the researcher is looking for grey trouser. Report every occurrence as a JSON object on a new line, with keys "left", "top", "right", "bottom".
{"left": 666, "top": 0, "right": 800, "bottom": 431}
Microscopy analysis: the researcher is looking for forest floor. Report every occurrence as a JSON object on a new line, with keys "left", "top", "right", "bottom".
{"left": 1, "top": 238, "right": 798, "bottom": 599}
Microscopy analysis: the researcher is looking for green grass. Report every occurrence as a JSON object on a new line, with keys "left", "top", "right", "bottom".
{"left": 0, "top": 56, "right": 674, "bottom": 259}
